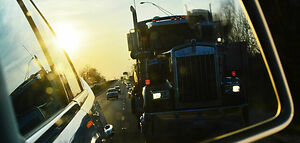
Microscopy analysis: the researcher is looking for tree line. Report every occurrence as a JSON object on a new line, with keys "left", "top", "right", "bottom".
{"left": 79, "top": 65, "right": 106, "bottom": 86}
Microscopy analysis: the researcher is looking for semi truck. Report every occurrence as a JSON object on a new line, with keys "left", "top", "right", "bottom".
{"left": 127, "top": 6, "right": 249, "bottom": 141}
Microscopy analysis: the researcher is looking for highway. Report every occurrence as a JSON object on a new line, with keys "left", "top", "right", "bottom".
{"left": 93, "top": 81, "right": 300, "bottom": 143}
{"left": 95, "top": 81, "right": 145, "bottom": 143}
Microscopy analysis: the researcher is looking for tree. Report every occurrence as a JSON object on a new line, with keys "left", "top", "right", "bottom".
{"left": 217, "top": 0, "right": 259, "bottom": 55}
{"left": 79, "top": 65, "right": 106, "bottom": 86}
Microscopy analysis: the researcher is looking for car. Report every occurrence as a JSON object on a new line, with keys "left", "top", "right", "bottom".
{"left": 91, "top": 82, "right": 100, "bottom": 88}
{"left": 128, "top": 88, "right": 133, "bottom": 98}
{"left": 106, "top": 88, "right": 119, "bottom": 99}
{"left": 114, "top": 85, "right": 121, "bottom": 93}
{"left": 127, "top": 84, "right": 132, "bottom": 89}
{"left": 0, "top": 0, "right": 113, "bottom": 142}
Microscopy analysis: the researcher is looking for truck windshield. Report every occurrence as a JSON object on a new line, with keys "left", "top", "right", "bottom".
{"left": 147, "top": 22, "right": 213, "bottom": 53}
{"left": 147, "top": 23, "right": 196, "bottom": 53}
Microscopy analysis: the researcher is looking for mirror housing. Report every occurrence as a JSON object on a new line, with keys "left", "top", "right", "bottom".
{"left": 209, "top": 0, "right": 294, "bottom": 142}
{"left": 127, "top": 31, "right": 137, "bottom": 52}
{"left": 104, "top": 124, "right": 114, "bottom": 137}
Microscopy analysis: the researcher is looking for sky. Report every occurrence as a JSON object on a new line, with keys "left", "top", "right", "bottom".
{"left": 34, "top": 0, "right": 221, "bottom": 80}
{"left": 34, "top": 0, "right": 136, "bottom": 80}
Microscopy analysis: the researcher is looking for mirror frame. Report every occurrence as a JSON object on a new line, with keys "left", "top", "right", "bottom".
{"left": 206, "top": 0, "right": 294, "bottom": 142}
{"left": 0, "top": 0, "right": 293, "bottom": 142}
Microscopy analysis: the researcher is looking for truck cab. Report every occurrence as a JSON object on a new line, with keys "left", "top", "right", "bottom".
{"left": 127, "top": 8, "right": 248, "bottom": 141}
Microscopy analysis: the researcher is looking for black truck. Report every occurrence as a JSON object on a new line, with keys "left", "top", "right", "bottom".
{"left": 127, "top": 7, "right": 249, "bottom": 141}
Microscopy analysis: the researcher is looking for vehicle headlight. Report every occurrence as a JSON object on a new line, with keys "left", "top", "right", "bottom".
{"left": 153, "top": 92, "right": 162, "bottom": 99}
{"left": 232, "top": 85, "right": 240, "bottom": 92}
{"left": 151, "top": 90, "right": 169, "bottom": 100}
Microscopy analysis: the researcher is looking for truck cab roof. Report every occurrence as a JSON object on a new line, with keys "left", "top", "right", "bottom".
{"left": 138, "top": 15, "right": 187, "bottom": 29}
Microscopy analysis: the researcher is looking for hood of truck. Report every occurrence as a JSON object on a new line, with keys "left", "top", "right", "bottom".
{"left": 174, "top": 45, "right": 215, "bottom": 57}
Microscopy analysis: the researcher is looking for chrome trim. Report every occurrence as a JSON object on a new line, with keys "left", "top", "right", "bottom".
{"left": 171, "top": 49, "right": 179, "bottom": 108}
{"left": 214, "top": 45, "right": 222, "bottom": 103}
{"left": 72, "top": 89, "right": 88, "bottom": 106}
{"left": 53, "top": 110, "right": 87, "bottom": 143}
{"left": 76, "top": 77, "right": 95, "bottom": 113}
{"left": 172, "top": 45, "right": 221, "bottom": 107}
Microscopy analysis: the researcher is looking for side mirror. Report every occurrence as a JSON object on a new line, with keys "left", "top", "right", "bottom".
{"left": 104, "top": 124, "right": 114, "bottom": 137}
{"left": 127, "top": 31, "right": 137, "bottom": 52}
{"left": 130, "top": 51, "right": 137, "bottom": 59}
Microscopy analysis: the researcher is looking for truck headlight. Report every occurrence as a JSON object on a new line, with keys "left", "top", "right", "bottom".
{"left": 232, "top": 85, "right": 240, "bottom": 92}
{"left": 153, "top": 92, "right": 162, "bottom": 99}
{"left": 151, "top": 90, "right": 169, "bottom": 100}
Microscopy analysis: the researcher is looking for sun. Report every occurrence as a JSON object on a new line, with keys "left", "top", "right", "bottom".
{"left": 55, "top": 24, "right": 81, "bottom": 54}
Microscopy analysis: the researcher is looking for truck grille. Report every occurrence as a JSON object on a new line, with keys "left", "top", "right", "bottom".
{"left": 176, "top": 55, "right": 218, "bottom": 105}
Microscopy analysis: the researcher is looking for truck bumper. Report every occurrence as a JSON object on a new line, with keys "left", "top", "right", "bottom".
{"left": 141, "top": 104, "right": 247, "bottom": 140}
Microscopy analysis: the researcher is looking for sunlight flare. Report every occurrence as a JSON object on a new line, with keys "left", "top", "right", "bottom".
{"left": 55, "top": 24, "right": 81, "bottom": 54}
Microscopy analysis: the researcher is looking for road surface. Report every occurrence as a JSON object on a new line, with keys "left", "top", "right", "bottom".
{"left": 96, "top": 81, "right": 145, "bottom": 143}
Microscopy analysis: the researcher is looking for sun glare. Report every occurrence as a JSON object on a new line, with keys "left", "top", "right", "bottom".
{"left": 55, "top": 25, "right": 81, "bottom": 54}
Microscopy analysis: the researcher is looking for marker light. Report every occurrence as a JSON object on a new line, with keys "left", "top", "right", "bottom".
{"left": 86, "top": 121, "right": 94, "bottom": 128}
{"left": 171, "top": 17, "right": 175, "bottom": 20}
{"left": 182, "top": 16, "right": 185, "bottom": 19}
{"left": 176, "top": 16, "right": 180, "bottom": 19}
{"left": 145, "top": 79, "right": 150, "bottom": 85}
{"left": 232, "top": 71, "right": 236, "bottom": 77}
{"left": 152, "top": 19, "right": 156, "bottom": 22}
{"left": 153, "top": 93, "right": 162, "bottom": 99}
{"left": 233, "top": 85, "right": 240, "bottom": 92}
